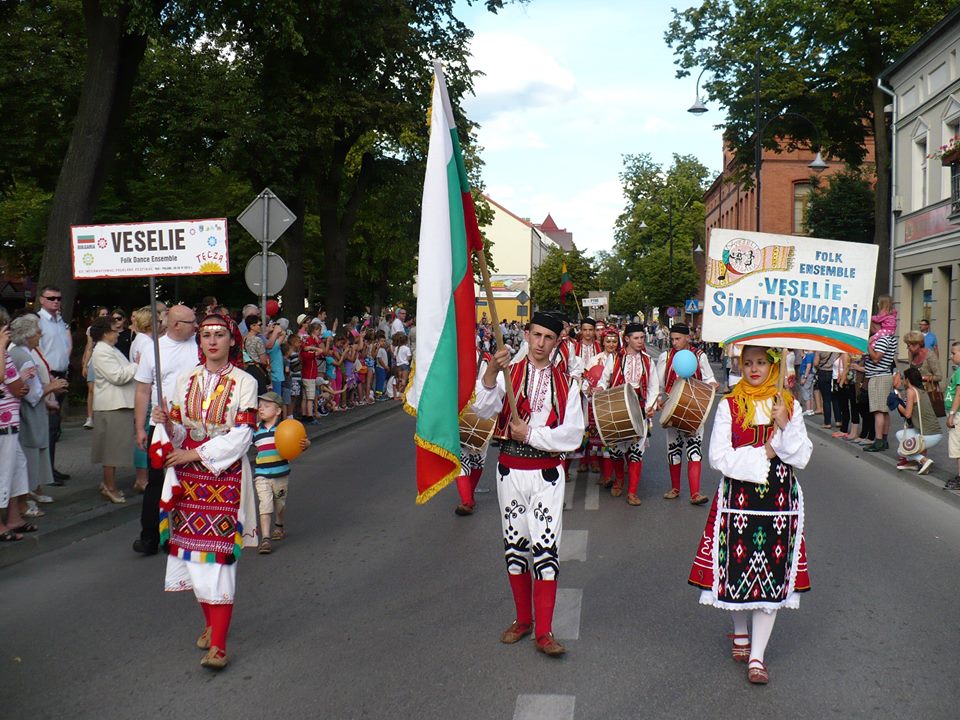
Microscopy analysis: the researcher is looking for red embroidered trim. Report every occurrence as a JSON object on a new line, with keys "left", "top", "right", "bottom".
{"left": 234, "top": 409, "right": 257, "bottom": 428}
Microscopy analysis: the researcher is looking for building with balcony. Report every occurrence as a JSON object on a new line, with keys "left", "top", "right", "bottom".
{"left": 476, "top": 195, "right": 565, "bottom": 323}
{"left": 880, "top": 7, "right": 960, "bottom": 357}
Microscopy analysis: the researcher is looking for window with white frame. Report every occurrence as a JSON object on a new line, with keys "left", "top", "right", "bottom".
{"left": 941, "top": 95, "right": 960, "bottom": 200}
{"left": 912, "top": 118, "right": 929, "bottom": 211}
{"left": 793, "top": 182, "right": 812, "bottom": 235}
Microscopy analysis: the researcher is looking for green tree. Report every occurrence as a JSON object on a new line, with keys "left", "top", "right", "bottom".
{"left": 529, "top": 246, "right": 597, "bottom": 319}
{"left": 665, "top": 0, "right": 956, "bottom": 293}
{"left": 806, "top": 170, "right": 875, "bottom": 244}
{"left": 613, "top": 153, "right": 707, "bottom": 312}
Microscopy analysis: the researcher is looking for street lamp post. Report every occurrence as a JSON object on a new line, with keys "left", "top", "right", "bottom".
{"left": 689, "top": 49, "right": 828, "bottom": 232}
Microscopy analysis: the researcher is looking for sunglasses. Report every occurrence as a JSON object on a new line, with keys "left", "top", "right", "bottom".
{"left": 112, "top": 316, "right": 123, "bottom": 321}
{"left": 43, "top": 296, "right": 62, "bottom": 301}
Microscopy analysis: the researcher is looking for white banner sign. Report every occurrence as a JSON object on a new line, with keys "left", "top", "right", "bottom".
{"left": 71, "top": 219, "right": 229, "bottom": 279}
{"left": 701, "top": 229, "right": 878, "bottom": 353}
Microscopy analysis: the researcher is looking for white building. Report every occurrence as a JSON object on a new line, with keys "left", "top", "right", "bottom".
{"left": 880, "top": 7, "right": 960, "bottom": 357}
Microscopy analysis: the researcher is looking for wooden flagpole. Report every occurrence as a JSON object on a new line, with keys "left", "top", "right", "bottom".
{"left": 475, "top": 246, "right": 520, "bottom": 424}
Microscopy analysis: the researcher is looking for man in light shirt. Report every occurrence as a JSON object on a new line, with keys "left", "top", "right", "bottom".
{"left": 36, "top": 285, "right": 72, "bottom": 483}
{"left": 391, "top": 308, "right": 407, "bottom": 336}
{"left": 132, "top": 304, "right": 199, "bottom": 555}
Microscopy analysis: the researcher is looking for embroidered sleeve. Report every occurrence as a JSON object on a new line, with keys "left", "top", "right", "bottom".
{"left": 473, "top": 373, "right": 505, "bottom": 418}
{"left": 234, "top": 409, "right": 257, "bottom": 428}
{"left": 708, "top": 401, "right": 769, "bottom": 485}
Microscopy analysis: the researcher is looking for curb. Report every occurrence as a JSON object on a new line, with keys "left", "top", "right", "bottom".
{"left": 0, "top": 401, "right": 403, "bottom": 570}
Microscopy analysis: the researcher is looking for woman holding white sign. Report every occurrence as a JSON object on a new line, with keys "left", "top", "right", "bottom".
{"left": 688, "top": 346, "right": 812, "bottom": 685}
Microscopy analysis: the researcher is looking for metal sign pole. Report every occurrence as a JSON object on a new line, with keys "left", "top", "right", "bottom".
{"left": 260, "top": 190, "right": 270, "bottom": 321}
{"left": 149, "top": 276, "right": 164, "bottom": 412}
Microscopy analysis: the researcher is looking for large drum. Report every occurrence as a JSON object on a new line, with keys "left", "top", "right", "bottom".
{"left": 660, "top": 378, "right": 716, "bottom": 434}
{"left": 592, "top": 384, "right": 647, "bottom": 447}
{"left": 459, "top": 408, "right": 496, "bottom": 454}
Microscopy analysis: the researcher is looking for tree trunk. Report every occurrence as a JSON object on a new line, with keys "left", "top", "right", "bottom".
{"left": 38, "top": 0, "right": 147, "bottom": 321}
{"left": 872, "top": 84, "right": 891, "bottom": 297}
{"left": 280, "top": 194, "right": 306, "bottom": 322}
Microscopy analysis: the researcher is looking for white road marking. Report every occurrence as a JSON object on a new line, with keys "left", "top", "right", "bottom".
{"left": 560, "top": 530, "right": 588, "bottom": 562}
{"left": 584, "top": 481, "right": 599, "bottom": 510}
{"left": 514, "top": 695, "right": 576, "bottom": 720}
{"left": 553, "top": 588, "right": 583, "bottom": 640}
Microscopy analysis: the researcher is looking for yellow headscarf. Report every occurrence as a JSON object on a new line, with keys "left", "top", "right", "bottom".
{"left": 726, "top": 348, "right": 794, "bottom": 429}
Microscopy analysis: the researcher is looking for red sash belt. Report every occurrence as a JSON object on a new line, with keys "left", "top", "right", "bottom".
{"left": 499, "top": 454, "right": 562, "bottom": 470}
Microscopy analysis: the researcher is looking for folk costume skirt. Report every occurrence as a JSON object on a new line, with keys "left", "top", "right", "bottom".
{"left": 688, "top": 457, "right": 810, "bottom": 612}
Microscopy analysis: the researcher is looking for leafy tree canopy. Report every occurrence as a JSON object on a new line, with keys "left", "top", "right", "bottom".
{"left": 529, "top": 246, "right": 597, "bottom": 320}
{"left": 806, "top": 169, "right": 875, "bottom": 244}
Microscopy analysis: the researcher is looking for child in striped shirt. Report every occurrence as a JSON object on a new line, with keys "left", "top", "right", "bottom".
{"left": 254, "top": 392, "right": 309, "bottom": 554}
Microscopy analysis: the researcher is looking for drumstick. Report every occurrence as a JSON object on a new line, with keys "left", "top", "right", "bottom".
{"left": 475, "top": 242, "right": 520, "bottom": 424}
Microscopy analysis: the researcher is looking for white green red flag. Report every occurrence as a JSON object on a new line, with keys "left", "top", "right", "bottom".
{"left": 404, "top": 61, "right": 481, "bottom": 504}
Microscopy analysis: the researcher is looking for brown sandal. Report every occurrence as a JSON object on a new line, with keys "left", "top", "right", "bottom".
{"left": 500, "top": 620, "right": 532, "bottom": 644}
{"left": 748, "top": 659, "right": 769, "bottom": 684}
{"left": 663, "top": 488, "right": 680, "bottom": 499}
{"left": 196, "top": 626, "right": 212, "bottom": 650}
{"left": 727, "top": 633, "right": 750, "bottom": 662}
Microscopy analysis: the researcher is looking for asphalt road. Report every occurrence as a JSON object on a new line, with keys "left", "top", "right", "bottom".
{"left": 2, "top": 409, "right": 959, "bottom": 719}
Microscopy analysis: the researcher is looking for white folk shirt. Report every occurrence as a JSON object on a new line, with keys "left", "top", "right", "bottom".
{"left": 598, "top": 352, "right": 660, "bottom": 414}
{"left": 37, "top": 308, "right": 71, "bottom": 372}
{"left": 472, "top": 363, "right": 585, "bottom": 453}
{"left": 708, "top": 398, "right": 812, "bottom": 485}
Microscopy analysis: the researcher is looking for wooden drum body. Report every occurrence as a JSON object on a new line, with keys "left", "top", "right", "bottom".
{"left": 459, "top": 408, "right": 496, "bottom": 454}
{"left": 660, "top": 378, "right": 715, "bottom": 435}
{"left": 592, "top": 384, "right": 646, "bottom": 447}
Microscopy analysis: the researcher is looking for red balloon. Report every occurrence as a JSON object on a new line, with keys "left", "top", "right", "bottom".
{"left": 265, "top": 299, "right": 280, "bottom": 318}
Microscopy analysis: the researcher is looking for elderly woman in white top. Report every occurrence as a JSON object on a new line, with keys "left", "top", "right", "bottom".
{"left": 7, "top": 315, "right": 69, "bottom": 511}
{"left": 89, "top": 315, "right": 137, "bottom": 503}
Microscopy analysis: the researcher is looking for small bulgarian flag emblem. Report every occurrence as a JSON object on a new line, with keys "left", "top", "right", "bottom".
{"left": 560, "top": 261, "right": 574, "bottom": 304}
{"left": 76, "top": 234, "right": 96, "bottom": 249}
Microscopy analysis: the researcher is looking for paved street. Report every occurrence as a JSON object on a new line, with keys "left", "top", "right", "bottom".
{"left": 2, "top": 400, "right": 959, "bottom": 720}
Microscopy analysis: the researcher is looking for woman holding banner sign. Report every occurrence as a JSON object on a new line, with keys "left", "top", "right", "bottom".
{"left": 688, "top": 346, "right": 812, "bottom": 685}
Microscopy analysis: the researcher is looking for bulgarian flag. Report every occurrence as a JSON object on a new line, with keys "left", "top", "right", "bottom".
{"left": 560, "top": 261, "right": 574, "bottom": 303}
{"left": 404, "top": 61, "right": 481, "bottom": 504}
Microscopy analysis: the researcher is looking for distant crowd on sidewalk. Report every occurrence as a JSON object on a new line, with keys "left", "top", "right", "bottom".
{"left": 0, "top": 289, "right": 417, "bottom": 544}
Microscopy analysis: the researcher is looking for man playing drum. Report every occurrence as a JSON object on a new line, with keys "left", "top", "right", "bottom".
{"left": 656, "top": 323, "right": 717, "bottom": 505}
{"left": 472, "top": 312, "right": 585, "bottom": 657}
{"left": 571, "top": 318, "right": 602, "bottom": 475}
{"left": 595, "top": 323, "right": 658, "bottom": 505}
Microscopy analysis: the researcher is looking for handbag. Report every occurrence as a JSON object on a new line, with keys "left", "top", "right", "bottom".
{"left": 929, "top": 383, "right": 947, "bottom": 417}
{"left": 897, "top": 388, "right": 927, "bottom": 456}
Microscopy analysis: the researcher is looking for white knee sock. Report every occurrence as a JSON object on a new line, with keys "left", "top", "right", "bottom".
{"left": 731, "top": 611, "right": 749, "bottom": 646}
{"left": 750, "top": 609, "right": 778, "bottom": 663}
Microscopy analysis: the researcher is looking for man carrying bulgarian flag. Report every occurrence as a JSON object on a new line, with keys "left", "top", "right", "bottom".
{"left": 404, "top": 61, "right": 482, "bottom": 504}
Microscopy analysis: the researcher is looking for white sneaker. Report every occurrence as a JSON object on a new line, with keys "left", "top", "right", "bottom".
{"left": 24, "top": 500, "right": 45, "bottom": 518}
{"left": 83, "top": 417, "right": 94, "bottom": 429}
{"left": 917, "top": 458, "right": 934, "bottom": 475}
{"left": 30, "top": 491, "right": 54, "bottom": 503}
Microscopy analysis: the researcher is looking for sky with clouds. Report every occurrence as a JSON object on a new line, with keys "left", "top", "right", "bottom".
{"left": 455, "top": 0, "right": 725, "bottom": 256}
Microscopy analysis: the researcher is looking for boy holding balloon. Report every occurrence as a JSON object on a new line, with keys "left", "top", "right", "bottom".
{"left": 253, "top": 391, "right": 309, "bottom": 554}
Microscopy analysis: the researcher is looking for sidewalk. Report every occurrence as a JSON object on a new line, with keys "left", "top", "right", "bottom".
{"left": 646, "top": 343, "right": 960, "bottom": 511}
{"left": 0, "top": 399, "right": 404, "bottom": 569}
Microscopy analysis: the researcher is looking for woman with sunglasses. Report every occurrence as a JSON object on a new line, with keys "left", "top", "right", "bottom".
{"left": 111, "top": 308, "right": 132, "bottom": 359}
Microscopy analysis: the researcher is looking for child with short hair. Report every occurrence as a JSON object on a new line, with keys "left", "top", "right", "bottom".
{"left": 253, "top": 392, "right": 309, "bottom": 555}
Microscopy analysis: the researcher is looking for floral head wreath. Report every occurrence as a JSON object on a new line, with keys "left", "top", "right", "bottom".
{"left": 765, "top": 347, "right": 782, "bottom": 364}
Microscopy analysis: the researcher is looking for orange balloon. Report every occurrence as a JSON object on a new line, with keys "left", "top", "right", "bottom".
{"left": 274, "top": 418, "right": 307, "bottom": 460}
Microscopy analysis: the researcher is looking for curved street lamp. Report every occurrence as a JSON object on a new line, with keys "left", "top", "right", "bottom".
{"left": 687, "top": 68, "right": 709, "bottom": 115}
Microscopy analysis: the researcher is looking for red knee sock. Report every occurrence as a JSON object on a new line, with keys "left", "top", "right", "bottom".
{"left": 688, "top": 460, "right": 702, "bottom": 497}
{"left": 627, "top": 461, "right": 643, "bottom": 496}
{"left": 201, "top": 602, "right": 211, "bottom": 629}
{"left": 600, "top": 457, "right": 612, "bottom": 483}
{"left": 455, "top": 474, "right": 475, "bottom": 507}
{"left": 507, "top": 572, "right": 533, "bottom": 627}
{"left": 533, "top": 579, "right": 558, "bottom": 640}
{"left": 669, "top": 462, "right": 682, "bottom": 491}
{"left": 206, "top": 603, "right": 234, "bottom": 652}
{"left": 614, "top": 458, "right": 625, "bottom": 482}
{"left": 470, "top": 467, "right": 483, "bottom": 490}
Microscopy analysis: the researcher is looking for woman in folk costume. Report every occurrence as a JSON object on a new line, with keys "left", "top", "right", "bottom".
{"left": 153, "top": 313, "right": 259, "bottom": 670}
{"left": 454, "top": 348, "right": 494, "bottom": 516}
{"left": 688, "top": 346, "right": 812, "bottom": 685}
{"left": 595, "top": 323, "right": 659, "bottom": 506}
{"left": 473, "top": 312, "right": 584, "bottom": 657}
{"left": 589, "top": 327, "right": 623, "bottom": 490}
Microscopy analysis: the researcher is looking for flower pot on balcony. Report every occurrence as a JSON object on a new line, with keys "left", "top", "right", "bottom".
{"left": 940, "top": 148, "right": 960, "bottom": 166}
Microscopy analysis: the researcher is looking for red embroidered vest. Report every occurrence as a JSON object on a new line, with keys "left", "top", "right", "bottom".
{"left": 727, "top": 397, "right": 774, "bottom": 448}
{"left": 494, "top": 358, "right": 570, "bottom": 439}
{"left": 611, "top": 350, "right": 652, "bottom": 404}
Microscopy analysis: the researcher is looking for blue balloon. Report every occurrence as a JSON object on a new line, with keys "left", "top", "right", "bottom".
{"left": 673, "top": 349, "right": 698, "bottom": 379}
